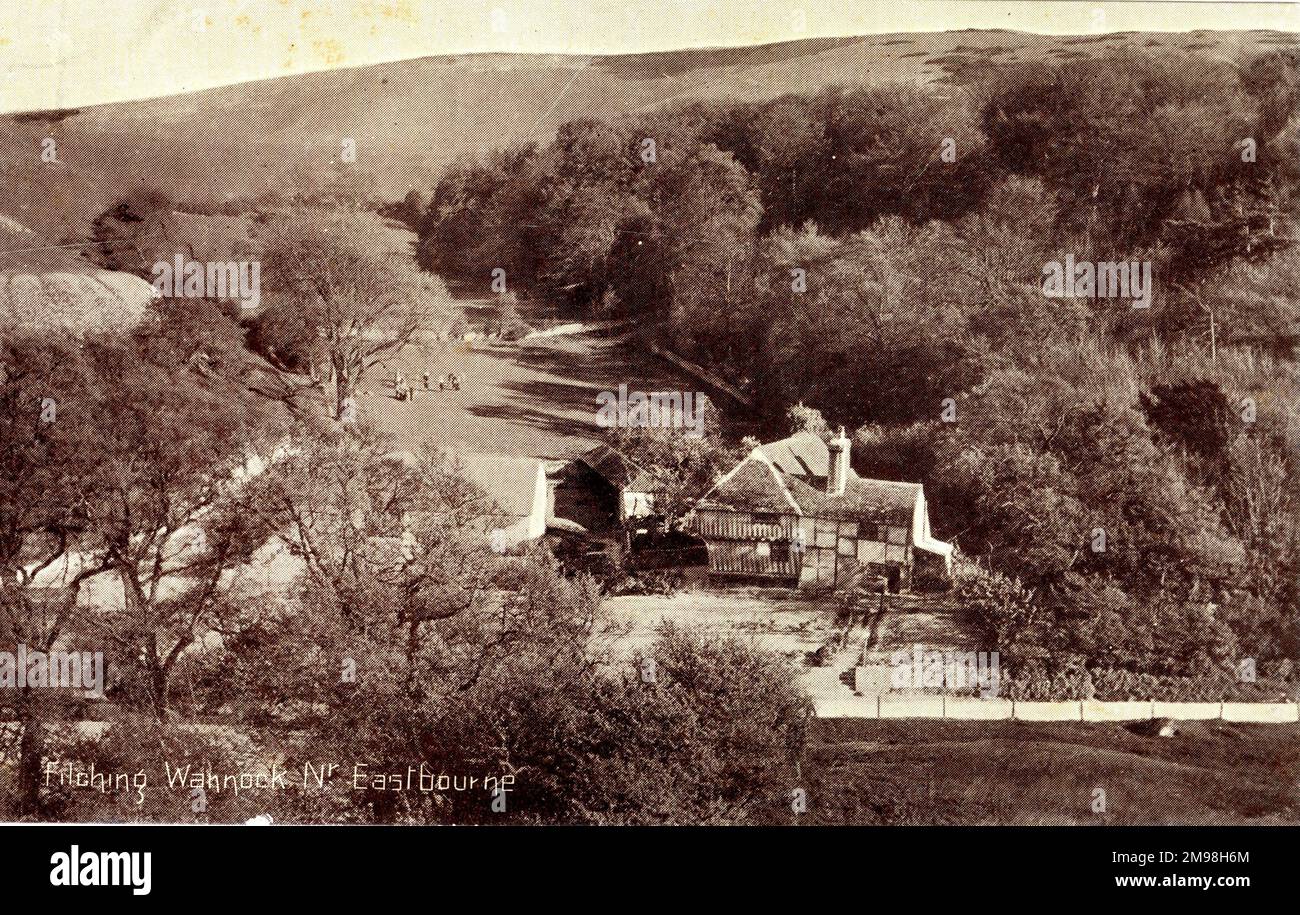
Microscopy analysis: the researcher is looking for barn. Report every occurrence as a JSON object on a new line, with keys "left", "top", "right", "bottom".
{"left": 408, "top": 450, "right": 550, "bottom": 547}
{"left": 687, "top": 429, "right": 952, "bottom": 590}
{"left": 553, "top": 443, "right": 660, "bottom": 533}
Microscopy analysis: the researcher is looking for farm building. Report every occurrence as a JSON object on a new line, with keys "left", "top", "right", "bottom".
{"left": 457, "top": 452, "right": 550, "bottom": 546}
{"left": 395, "top": 450, "right": 551, "bottom": 547}
{"left": 552, "top": 443, "right": 659, "bottom": 533}
{"left": 687, "top": 429, "right": 952, "bottom": 590}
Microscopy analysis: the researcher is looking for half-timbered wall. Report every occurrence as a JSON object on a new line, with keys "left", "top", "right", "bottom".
{"left": 694, "top": 508, "right": 913, "bottom": 588}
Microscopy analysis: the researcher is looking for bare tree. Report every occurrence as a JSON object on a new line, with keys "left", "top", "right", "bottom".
{"left": 263, "top": 214, "right": 448, "bottom": 423}
{"left": 235, "top": 425, "right": 507, "bottom": 636}
{"left": 69, "top": 331, "right": 278, "bottom": 719}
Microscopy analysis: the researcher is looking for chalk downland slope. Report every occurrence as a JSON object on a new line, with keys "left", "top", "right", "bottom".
{"left": 0, "top": 216, "right": 153, "bottom": 334}
{"left": 0, "top": 30, "right": 1294, "bottom": 240}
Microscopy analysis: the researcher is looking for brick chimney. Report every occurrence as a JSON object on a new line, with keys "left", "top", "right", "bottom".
{"left": 826, "top": 427, "right": 850, "bottom": 496}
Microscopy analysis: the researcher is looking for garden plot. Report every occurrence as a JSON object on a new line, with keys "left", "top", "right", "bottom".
{"left": 599, "top": 588, "right": 857, "bottom": 709}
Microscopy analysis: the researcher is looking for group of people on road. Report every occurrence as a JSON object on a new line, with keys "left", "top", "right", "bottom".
{"left": 392, "top": 369, "right": 461, "bottom": 401}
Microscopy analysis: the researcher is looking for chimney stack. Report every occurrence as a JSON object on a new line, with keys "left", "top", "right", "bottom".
{"left": 826, "top": 426, "right": 850, "bottom": 496}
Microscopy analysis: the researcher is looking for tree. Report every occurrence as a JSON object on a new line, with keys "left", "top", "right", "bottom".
{"left": 70, "top": 330, "right": 272, "bottom": 718}
{"left": 610, "top": 124, "right": 762, "bottom": 321}
{"left": 746, "top": 218, "right": 979, "bottom": 428}
{"left": 0, "top": 310, "right": 276, "bottom": 812}
{"left": 927, "top": 358, "right": 1250, "bottom": 676}
{"left": 604, "top": 625, "right": 812, "bottom": 824}
{"left": 1140, "top": 379, "right": 1234, "bottom": 468}
{"left": 981, "top": 50, "right": 1290, "bottom": 273}
{"left": 233, "top": 425, "right": 508, "bottom": 625}
{"left": 416, "top": 144, "right": 541, "bottom": 291}
{"left": 417, "top": 120, "right": 764, "bottom": 323}
{"left": 89, "top": 187, "right": 177, "bottom": 277}
{"left": 605, "top": 396, "right": 740, "bottom": 528}
{"left": 492, "top": 624, "right": 812, "bottom": 825}
{"left": 379, "top": 189, "right": 428, "bottom": 231}
{"left": 785, "top": 402, "right": 830, "bottom": 439}
{"left": 210, "top": 425, "right": 604, "bottom": 822}
{"left": 244, "top": 299, "right": 322, "bottom": 375}
{"left": 0, "top": 330, "right": 107, "bottom": 815}
{"left": 263, "top": 214, "right": 450, "bottom": 422}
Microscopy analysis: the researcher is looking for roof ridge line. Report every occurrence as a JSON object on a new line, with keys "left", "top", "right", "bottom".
{"left": 751, "top": 449, "right": 804, "bottom": 515}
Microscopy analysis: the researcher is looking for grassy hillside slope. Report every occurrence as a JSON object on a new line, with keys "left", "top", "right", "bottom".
{"left": 808, "top": 718, "right": 1300, "bottom": 825}
{"left": 1, "top": 29, "right": 1294, "bottom": 242}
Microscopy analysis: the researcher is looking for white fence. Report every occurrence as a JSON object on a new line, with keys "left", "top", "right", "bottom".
{"left": 817, "top": 691, "right": 1300, "bottom": 723}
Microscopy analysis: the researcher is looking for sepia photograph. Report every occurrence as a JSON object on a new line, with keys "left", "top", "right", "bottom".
{"left": 0, "top": 0, "right": 1296, "bottom": 896}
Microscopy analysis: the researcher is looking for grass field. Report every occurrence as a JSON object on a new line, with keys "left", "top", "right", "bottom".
{"left": 806, "top": 718, "right": 1300, "bottom": 825}
{"left": 356, "top": 318, "right": 746, "bottom": 459}
{"left": 604, "top": 594, "right": 1300, "bottom": 824}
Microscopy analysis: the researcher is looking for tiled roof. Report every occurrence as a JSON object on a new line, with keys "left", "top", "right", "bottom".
{"left": 701, "top": 433, "right": 921, "bottom": 526}
{"left": 786, "top": 473, "right": 920, "bottom": 525}
{"left": 699, "top": 455, "right": 802, "bottom": 514}
{"left": 758, "top": 431, "right": 830, "bottom": 478}
{"left": 576, "top": 443, "right": 658, "bottom": 492}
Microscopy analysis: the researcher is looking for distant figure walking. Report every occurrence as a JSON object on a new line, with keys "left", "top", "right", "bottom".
{"left": 422, "top": 371, "right": 431, "bottom": 390}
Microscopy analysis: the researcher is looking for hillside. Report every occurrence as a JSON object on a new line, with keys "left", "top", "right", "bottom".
{"left": 0, "top": 215, "right": 153, "bottom": 334}
{"left": 808, "top": 718, "right": 1300, "bottom": 824}
{"left": 0, "top": 28, "right": 1294, "bottom": 242}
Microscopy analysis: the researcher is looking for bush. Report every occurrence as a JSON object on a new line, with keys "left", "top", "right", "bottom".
{"left": 615, "top": 569, "right": 684, "bottom": 596}
{"left": 998, "top": 665, "right": 1296, "bottom": 702}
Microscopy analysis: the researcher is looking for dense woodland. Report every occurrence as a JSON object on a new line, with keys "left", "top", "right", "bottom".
{"left": 419, "top": 49, "right": 1300, "bottom": 689}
